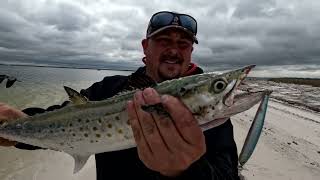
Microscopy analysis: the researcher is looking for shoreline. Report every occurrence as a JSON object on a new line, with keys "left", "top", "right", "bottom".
{"left": 0, "top": 63, "right": 135, "bottom": 72}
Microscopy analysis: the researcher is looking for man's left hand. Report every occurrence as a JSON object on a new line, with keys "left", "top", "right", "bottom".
{"left": 127, "top": 88, "right": 206, "bottom": 177}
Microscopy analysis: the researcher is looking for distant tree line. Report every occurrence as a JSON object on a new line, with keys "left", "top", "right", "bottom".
{"left": 268, "top": 78, "right": 320, "bottom": 87}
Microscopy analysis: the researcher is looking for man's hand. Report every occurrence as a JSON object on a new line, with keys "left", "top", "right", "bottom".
{"left": 0, "top": 103, "right": 26, "bottom": 146}
{"left": 127, "top": 88, "right": 206, "bottom": 177}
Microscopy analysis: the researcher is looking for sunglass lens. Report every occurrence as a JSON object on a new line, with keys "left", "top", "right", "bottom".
{"left": 179, "top": 15, "right": 197, "bottom": 34}
{"left": 151, "top": 12, "right": 174, "bottom": 28}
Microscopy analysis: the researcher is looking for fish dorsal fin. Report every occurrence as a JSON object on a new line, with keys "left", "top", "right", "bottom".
{"left": 63, "top": 86, "right": 88, "bottom": 105}
{"left": 71, "top": 154, "right": 91, "bottom": 174}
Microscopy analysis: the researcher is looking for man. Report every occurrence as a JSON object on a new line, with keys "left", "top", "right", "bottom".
{"left": 0, "top": 11, "right": 240, "bottom": 179}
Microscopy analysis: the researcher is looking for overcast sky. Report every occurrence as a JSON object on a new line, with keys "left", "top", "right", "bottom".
{"left": 0, "top": 0, "right": 319, "bottom": 77}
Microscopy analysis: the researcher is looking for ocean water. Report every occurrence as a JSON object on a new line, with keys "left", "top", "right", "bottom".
{"left": 0, "top": 65, "right": 131, "bottom": 110}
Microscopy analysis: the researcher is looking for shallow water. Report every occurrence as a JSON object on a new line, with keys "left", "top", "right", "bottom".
{"left": 0, "top": 65, "right": 131, "bottom": 109}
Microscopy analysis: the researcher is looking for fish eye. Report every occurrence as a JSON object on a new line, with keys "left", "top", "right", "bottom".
{"left": 211, "top": 79, "right": 227, "bottom": 93}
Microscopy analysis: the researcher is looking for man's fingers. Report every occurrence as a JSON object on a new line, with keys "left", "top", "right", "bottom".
{"left": 133, "top": 91, "right": 169, "bottom": 154}
{"left": 142, "top": 88, "right": 189, "bottom": 153}
{"left": 127, "top": 100, "right": 152, "bottom": 159}
{"left": 161, "top": 95, "right": 205, "bottom": 146}
{"left": 0, "top": 104, "right": 26, "bottom": 121}
{"left": 0, "top": 137, "right": 17, "bottom": 146}
{"left": 0, "top": 103, "right": 23, "bottom": 146}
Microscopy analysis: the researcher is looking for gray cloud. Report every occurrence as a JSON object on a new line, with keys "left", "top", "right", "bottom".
{"left": 0, "top": 0, "right": 319, "bottom": 76}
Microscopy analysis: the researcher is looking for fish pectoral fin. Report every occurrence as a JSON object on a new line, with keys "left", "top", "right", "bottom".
{"left": 63, "top": 86, "right": 88, "bottom": 105}
{"left": 71, "top": 154, "right": 91, "bottom": 174}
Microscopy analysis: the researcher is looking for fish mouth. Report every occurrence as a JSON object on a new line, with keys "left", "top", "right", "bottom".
{"left": 219, "top": 90, "right": 272, "bottom": 119}
{"left": 200, "top": 90, "right": 272, "bottom": 130}
{"left": 223, "top": 65, "right": 256, "bottom": 107}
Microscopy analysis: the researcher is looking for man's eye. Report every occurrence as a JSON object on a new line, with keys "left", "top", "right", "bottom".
{"left": 178, "top": 42, "right": 190, "bottom": 48}
{"left": 157, "top": 38, "right": 170, "bottom": 45}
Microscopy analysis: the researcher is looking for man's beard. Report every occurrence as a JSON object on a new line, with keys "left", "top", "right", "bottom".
{"left": 158, "top": 70, "right": 181, "bottom": 81}
{"left": 157, "top": 54, "right": 184, "bottom": 81}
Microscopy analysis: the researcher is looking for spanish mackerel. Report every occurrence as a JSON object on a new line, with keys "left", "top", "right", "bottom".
{"left": 0, "top": 65, "right": 271, "bottom": 173}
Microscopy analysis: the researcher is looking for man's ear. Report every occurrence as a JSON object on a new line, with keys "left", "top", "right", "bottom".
{"left": 141, "top": 39, "right": 148, "bottom": 54}
{"left": 142, "top": 57, "right": 146, "bottom": 64}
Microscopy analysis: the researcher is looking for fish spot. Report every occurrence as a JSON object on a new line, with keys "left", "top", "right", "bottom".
{"left": 211, "top": 106, "right": 215, "bottom": 110}
{"left": 49, "top": 124, "right": 53, "bottom": 128}
{"left": 79, "top": 127, "right": 83, "bottom": 131}
{"left": 96, "top": 140, "right": 99, "bottom": 142}
{"left": 96, "top": 134, "right": 101, "bottom": 138}
{"left": 93, "top": 127, "right": 98, "bottom": 131}
{"left": 78, "top": 119, "right": 82, "bottom": 123}
{"left": 107, "top": 133, "right": 112, "bottom": 137}
{"left": 180, "top": 87, "right": 186, "bottom": 93}
{"left": 61, "top": 128, "right": 65, "bottom": 132}
{"left": 90, "top": 140, "right": 94, "bottom": 143}
{"left": 84, "top": 133, "right": 88, "bottom": 137}
{"left": 69, "top": 123, "right": 73, "bottom": 127}
{"left": 72, "top": 133, "right": 76, "bottom": 137}
{"left": 118, "top": 129, "right": 123, "bottom": 134}
{"left": 115, "top": 116, "right": 120, "bottom": 121}
{"left": 60, "top": 142, "right": 64, "bottom": 146}
{"left": 86, "top": 119, "right": 90, "bottom": 123}
{"left": 50, "top": 130, "right": 54, "bottom": 133}
{"left": 98, "top": 119, "right": 102, "bottom": 123}
{"left": 107, "top": 124, "right": 112, "bottom": 128}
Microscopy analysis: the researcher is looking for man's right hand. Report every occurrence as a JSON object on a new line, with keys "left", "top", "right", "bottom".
{"left": 0, "top": 103, "right": 26, "bottom": 146}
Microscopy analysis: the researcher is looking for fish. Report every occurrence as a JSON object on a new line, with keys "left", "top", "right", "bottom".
{"left": 0, "top": 65, "right": 271, "bottom": 173}
{"left": 0, "top": 75, "right": 18, "bottom": 88}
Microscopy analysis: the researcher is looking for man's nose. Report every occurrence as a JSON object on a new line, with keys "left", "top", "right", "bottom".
{"left": 166, "top": 43, "right": 179, "bottom": 55}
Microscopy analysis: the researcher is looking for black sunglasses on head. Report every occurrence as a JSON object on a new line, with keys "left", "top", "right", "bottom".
{"left": 147, "top": 11, "right": 198, "bottom": 42}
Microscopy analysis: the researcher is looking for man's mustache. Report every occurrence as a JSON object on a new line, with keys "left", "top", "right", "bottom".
{"left": 160, "top": 54, "right": 183, "bottom": 63}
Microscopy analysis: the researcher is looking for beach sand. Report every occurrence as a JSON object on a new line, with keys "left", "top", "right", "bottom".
{"left": 235, "top": 100, "right": 320, "bottom": 180}
{"left": 0, "top": 99, "right": 319, "bottom": 180}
